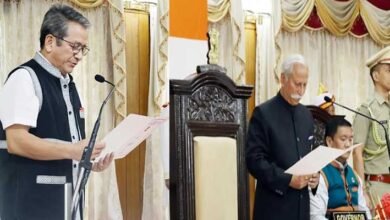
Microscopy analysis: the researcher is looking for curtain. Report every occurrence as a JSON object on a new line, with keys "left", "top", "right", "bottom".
{"left": 70, "top": 0, "right": 104, "bottom": 8}
{"left": 107, "top": 0, "right": 127, "bottom": 125}
{"left": 0, "top": 0, "right": 6, "bottom": 85}
{"left": 255, "top": 14, "right": 279, "bottom": 104}
{"left": 0, "top": 1, "right": 123, "bottom": 219}
{"left": 208, "top": 0, "right": 246, "bottom": 84}
{"left": 142, "top": 0, "right": 169, "bottom": 219}
{"left": 276, "top": 29, "right": 382, "bottom": 121}
{"left": 281, "top": 0, "right": 390, "bottom": 45}
{"left": 282, "top": 0, "right": 314, "bottom": 32}
{"left": 254, "top": 0, "right": 282, "bottom": 104}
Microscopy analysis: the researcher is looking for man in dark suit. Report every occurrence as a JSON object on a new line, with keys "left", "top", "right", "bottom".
{"left": 246, "top": 54, "right": 320, "bottom": 220}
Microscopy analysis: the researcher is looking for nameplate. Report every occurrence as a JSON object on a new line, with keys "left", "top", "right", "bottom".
{"left": 332, "top": 211, "right": 367, "bottom": 220}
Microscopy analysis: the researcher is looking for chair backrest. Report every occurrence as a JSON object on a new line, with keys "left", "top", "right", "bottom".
{"left": 306, "top": 105, "right": 333, "bottom": 148}
{"left": 170, "top": 65, "right": 253, "bottom": 220}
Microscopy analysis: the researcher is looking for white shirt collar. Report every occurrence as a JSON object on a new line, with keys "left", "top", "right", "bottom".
{"left": 34, "top": 52, "right": 70, "bottom": 84}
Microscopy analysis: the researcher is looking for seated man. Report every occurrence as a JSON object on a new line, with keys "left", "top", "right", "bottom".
{"left": 310, "top": 117, "right": 371, "bottom": 220}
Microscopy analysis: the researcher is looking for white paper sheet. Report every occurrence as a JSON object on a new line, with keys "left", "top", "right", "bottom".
{"left": 284, "top": 144, "right": 362, "bottom": 175}
{"left": 98, "top": 114, "right": 168, "bottom": 159}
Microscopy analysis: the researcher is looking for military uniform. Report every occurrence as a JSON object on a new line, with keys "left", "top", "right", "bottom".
{"left": 353, "top": 47, "right": 390, "bottom": 213}
{"left": 353, "top": 92, "right": 390, "bottom": 199}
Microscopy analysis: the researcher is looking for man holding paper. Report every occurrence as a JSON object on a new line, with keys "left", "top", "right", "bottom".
{"left": 310, "top": 117, "right": 371, "bottom": 219}
{"left": 246, "top": 54, "right": 319, "bottom": 220}
{"left": 0, "top": 5, "right": 113, "bottom": 220}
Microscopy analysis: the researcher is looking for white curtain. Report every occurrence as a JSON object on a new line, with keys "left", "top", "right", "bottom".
{"left": 142, "top": 0, "right": 169, "bottom": 219}
{"left": 256, "top": 15, "right": 278, "bottom": 104}
{"left": 0, "top": 1, "right": 122, "bottom": 219}
{"left": 253, "top": 0, "right": 282, "bottom": 104}
{"left": 208, "top": 0, "right": 246, "bottom": 84}
{"left": 276, "top": 29, "right": 382, "bottom": 121}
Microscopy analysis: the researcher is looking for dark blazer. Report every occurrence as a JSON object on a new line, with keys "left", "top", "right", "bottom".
{"left": 246, "top": 92, "right": 314, "bottom": 220}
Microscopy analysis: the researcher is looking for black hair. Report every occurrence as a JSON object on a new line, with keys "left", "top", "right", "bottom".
{"left": 39, "top": 4, "right": 90, "bottom": 49}
{"left": 324, "top": 117, "right": 352, "bottom": 141}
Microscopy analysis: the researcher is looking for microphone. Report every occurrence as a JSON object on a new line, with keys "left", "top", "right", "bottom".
{"left": 324, "top": 96, "right": 390, "bottom": 173}
{"left": 95, "top": 74, "right": 115, "bottom": 87}
{"left": 323, "top": 96, "right": 332, "bottom": 103}
{"left": 71, "top": 74, "right": 116, "bottom": 218}
{"left": 94, "top": 74, "right": 105, "bottom": 83}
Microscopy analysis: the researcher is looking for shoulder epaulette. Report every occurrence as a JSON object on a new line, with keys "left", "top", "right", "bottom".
{"left": 361, "top": 98, "right": 375, "bottom": 108}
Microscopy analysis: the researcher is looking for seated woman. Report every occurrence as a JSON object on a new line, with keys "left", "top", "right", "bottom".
{"left": 309, "top": 117, "right": 371, "bottom": 220}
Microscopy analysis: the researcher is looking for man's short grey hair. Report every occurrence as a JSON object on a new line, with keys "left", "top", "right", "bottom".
{"left": 39, "top": 4, "right": 90, "bottom": 49}
{"left": 282, "top": 54, "right": 307, "bottom": 76}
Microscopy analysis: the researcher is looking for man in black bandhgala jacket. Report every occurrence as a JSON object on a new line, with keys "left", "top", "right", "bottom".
{"left": 246, "top": 54, "right": 320, "bottom": 220}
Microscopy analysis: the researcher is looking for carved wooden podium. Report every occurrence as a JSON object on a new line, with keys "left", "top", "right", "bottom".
{"left": 170, "top": 65, "right": 253, "bottom": 220}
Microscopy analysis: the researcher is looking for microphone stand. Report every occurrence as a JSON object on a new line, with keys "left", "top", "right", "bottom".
{"left": 71, "top": 82, "right": 115, "bottom": 219}
{"left": 330, "top": 100, "right": 390, "bottom": 173}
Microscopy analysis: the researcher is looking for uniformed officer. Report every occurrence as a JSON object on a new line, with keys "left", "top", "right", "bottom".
{"left": 352, "top": 46, "right": 390, "bottom": 217}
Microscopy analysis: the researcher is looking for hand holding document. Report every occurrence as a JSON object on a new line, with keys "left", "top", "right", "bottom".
{"left": 98, "top": 114, "right": 168, "bottom": 160}
{"left": 285, "top": 143, "right": 362, "bottom": 175}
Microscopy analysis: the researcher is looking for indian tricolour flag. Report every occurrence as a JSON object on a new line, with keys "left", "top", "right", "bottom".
{"left": 169, "top": 0, "right": 208, "bottom": 79}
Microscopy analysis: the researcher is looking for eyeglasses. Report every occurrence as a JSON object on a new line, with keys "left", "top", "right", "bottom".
{"left": 52, "top": 34, "right": 89, "bottom": 56}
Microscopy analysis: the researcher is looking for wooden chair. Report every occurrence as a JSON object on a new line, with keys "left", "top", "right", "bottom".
{"left": 170, "top": 65, "right": 253, "bottom": 220}
{"left": 306, "top": 105, "right": 333, "bottom": 148}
